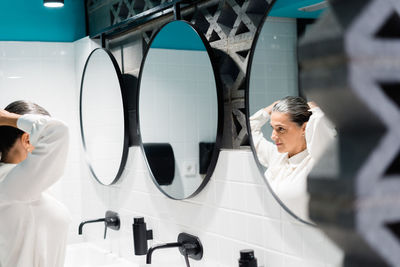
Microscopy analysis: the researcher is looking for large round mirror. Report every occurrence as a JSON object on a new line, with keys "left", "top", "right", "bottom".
{"left": 138, "top": 20, "right": 222, "bottom": 199}
{"left": 80, "top": 48, "right": 129, "bottom": 185}
{"left": 247, "top": 5, "right": 336, "bottom": 223}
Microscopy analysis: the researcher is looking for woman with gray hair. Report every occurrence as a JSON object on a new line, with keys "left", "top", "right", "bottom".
{"left": 250, "top": 96, "right": 336, "bottom": 219}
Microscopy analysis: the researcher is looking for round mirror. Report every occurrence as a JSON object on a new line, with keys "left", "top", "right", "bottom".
{"left": 80, "top": 48, "right": 129, "bottom": 185}
{"left": 247, "top": 12, "right": 336, "bottom": 223}
{"left": 138, "top": 20, "right": 222, "bottom": 199}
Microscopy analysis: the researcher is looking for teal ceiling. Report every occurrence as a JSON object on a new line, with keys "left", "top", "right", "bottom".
{"left": 0, "top": 0, "right": 86, "bottom": 42}
{"left": 269, "top": 0, "right": 326, "bottom": 18}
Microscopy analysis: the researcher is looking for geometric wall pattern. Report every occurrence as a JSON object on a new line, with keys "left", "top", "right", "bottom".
{"left": 176, "top": 0, "right": 276, "bottom": 147}
{"left": 299, "top": 0, "right": 400, "bottom": 266}
{"left": 86, "top": 0, "right": 275, "bottom": 148}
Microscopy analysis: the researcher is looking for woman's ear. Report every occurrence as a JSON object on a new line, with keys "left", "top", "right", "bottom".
{"left": 302, "top": 122, "right": 307, "bottom": 135}
{"left": 21, "top": 133, "right": 32, "bottom": 151}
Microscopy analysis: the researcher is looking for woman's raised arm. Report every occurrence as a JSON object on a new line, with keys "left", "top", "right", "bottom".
{"left": 0, "top": 114, "right": 69, "bottom": 202}
{"left": 0, "top": 110, "right": 20, "bottom": 128}
{"left": 249, "top": 102, "right": 279, "bottom": 167}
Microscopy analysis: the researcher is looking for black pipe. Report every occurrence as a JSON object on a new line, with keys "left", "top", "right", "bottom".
{"left": 146, "top": 242, "right": 182, "bottom": 264}
{"left": 78, "top": 218, "right": 105, "bottom": 235}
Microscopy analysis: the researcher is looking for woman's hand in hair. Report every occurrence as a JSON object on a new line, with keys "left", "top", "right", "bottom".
{"left": 307, "top": 101, "right": 318, "bottom": 110}
{"left": 264, "top": 101, "right": 280, "bottom": 115}
{"left": 0, "top": 109, "right": 20, "bottom": 128}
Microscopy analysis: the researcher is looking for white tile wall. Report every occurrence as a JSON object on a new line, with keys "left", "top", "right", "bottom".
{"left": 76, "top": 147, "right": 343, "bottom": 267}
{"left": 0, "top": 15, "right": 344, "bottom": 266}
{"left": 249, "top": 17, "right": 299, "bottom": 141}
{"left": 0, "top": 40, "right": 83, "bottom": 244}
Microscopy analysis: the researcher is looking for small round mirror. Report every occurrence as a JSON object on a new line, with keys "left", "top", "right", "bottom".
{"left": 80, "top": 48, "right": 129, "bottom": 185}
{"left": 138, "top": 21, "right": 222, "bottom": 199}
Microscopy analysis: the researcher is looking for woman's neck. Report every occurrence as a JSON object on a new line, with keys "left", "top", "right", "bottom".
{"left": 1, "top": 149, "right": 24, "bottom": 164}
{"left": 288, "top": 144, "right": 307, "bottom": 158}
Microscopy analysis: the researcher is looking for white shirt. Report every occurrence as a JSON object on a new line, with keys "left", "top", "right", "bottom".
{"left": 0, "top": 114, "right": 71, "bottom": 267}
{"left": 250, "top": 107, "right": 336, "bottom": 219}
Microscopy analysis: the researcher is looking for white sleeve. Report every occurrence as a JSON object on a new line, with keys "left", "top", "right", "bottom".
{"left": 0, "top": 114, "right": 69, "bottom": 202}
{"left": 249, "top": 109, "right": 276, "bottom": 167}
{"left": 305, "top": 107, "right": 336, "bottom": 162}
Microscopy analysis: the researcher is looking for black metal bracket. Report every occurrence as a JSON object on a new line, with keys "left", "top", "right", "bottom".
{"left": 100, "top": 33, "right": 106, "bottom": 48}
{"left": 90, "top": 0, "right": 204, "bottom": 40}
{"left": 121, "top": 74, "right": 140, "bottom": 146}
{"left": 178, "top": 233, "right": 203, "bottom": 261}
{"left": 103, "top": 210, "right": 120, "bottom": 239}
{"left": 173, "top": 2, "right": 181, "bottom": 20}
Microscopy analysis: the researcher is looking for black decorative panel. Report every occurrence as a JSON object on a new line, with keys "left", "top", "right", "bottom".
{"left": 179, "top": 0, "right": 274, "bottom": 147}
{"left": 374, "top": 11, "right": 400, "bottom": 39}
{"left": 300, "top": 0, "right": 400, "bottom": 266}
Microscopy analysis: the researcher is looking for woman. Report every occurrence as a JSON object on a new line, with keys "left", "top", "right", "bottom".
{"left": 0, "top": 101, "right": 70, "bottom": 267}
{"left": 250, "top": 96, "right": 336, "bottom": 219}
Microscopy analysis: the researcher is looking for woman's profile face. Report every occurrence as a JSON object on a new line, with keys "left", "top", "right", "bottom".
{"left": 270, "top": 111, "right": 306, "bottom": 157}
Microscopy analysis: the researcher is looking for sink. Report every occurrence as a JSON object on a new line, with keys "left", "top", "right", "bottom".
{"left": 64, "top": 242, "right": 135, "bottom": 267}
{"left": 65, "top": 242, "right": 188, "bottom": 267}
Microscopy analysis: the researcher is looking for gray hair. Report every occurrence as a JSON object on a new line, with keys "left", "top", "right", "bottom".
{"left": 272, "top": 96, "right": 312, "bottom": 127}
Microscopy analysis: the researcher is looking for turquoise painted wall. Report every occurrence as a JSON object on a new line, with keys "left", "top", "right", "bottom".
{"left": 0, "top": 0, "right": 86, "bottom": 42}
{"left": 151, "top": 21, "right": 206, "bottom": 51}
{"left": 270, "top": 0, "right": 326, "bottom": 19}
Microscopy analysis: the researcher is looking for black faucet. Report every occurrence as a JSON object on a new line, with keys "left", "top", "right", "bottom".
{"left": 146, "top": 232, "right": 203, "bottom": 267}
{"left": 78, "top": 210, "right": 120, "bottom": 239}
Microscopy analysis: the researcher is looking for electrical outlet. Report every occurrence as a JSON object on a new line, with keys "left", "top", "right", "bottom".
{"left": 182, "top": 161, "right": 196, "bottom": 177}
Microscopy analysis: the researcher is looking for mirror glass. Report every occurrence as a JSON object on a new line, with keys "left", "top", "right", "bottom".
{"left": 248, "top": 7, "right": 336, "bottom": 222}
{"left": 80, "top": 48, "right": 128, "bottom": 185}
{"left": 139, "top": 21, "right": 220, "bottom": 199}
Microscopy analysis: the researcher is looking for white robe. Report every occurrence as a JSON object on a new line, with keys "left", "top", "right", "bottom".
{"left": 250, "top": 107, "right": 336, "bottom": 219}
{"left": 0, "top": 114, "right": 71, "bottom": 267}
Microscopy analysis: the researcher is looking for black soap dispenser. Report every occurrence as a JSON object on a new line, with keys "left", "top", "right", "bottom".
{"left": 132, "top": 217, "right": 153, "bottom": 255}
{"left": 239, "top": 249, "right": 258, "bottom": 267}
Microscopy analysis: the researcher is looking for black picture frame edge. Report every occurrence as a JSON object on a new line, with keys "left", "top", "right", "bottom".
{"left": 79, "top": 47, "right": 130, "bottom": 186}
{"left": 136, "top": 19, "right": 224, "bottom": 200}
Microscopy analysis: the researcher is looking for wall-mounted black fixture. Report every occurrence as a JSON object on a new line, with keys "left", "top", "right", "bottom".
{"left": 78, "top": 210, "right": 120, "bottom": 239}
{"left": 238, "top": 249, "right": 258, "bottom": 267}
{"left": 43, "top": 0, "right": 64, "bottom": 8}
{"left": 121, "top": 74, "right": 140, "bottom": 146}
{"left": 132, "top": 217, "right": 153, "bottom": 255}
{"left": 199, "top": 142, "right": 215, "bottom": 175}
{"left": 143, "top": 143, "right": 175, "bottom": 186}
{"left": 146, "top": 232, "right": 203, "bottom": 267}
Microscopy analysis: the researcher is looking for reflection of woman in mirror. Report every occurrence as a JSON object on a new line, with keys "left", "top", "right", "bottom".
{"left": 250, "top": 96, "right": 336, "bottom": 219}
{"left": 0, "top": 101, "right": 70, "bottom": 267}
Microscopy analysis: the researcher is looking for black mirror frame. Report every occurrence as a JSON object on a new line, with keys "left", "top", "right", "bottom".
{"left": 244, "top": 4, "right": 315, "bottom": 226}
{"left": 136, "top": 20, "right": 224, "bottom": 200}
{"left": 79, "top": 48, "right": 130, "bottom": 186}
